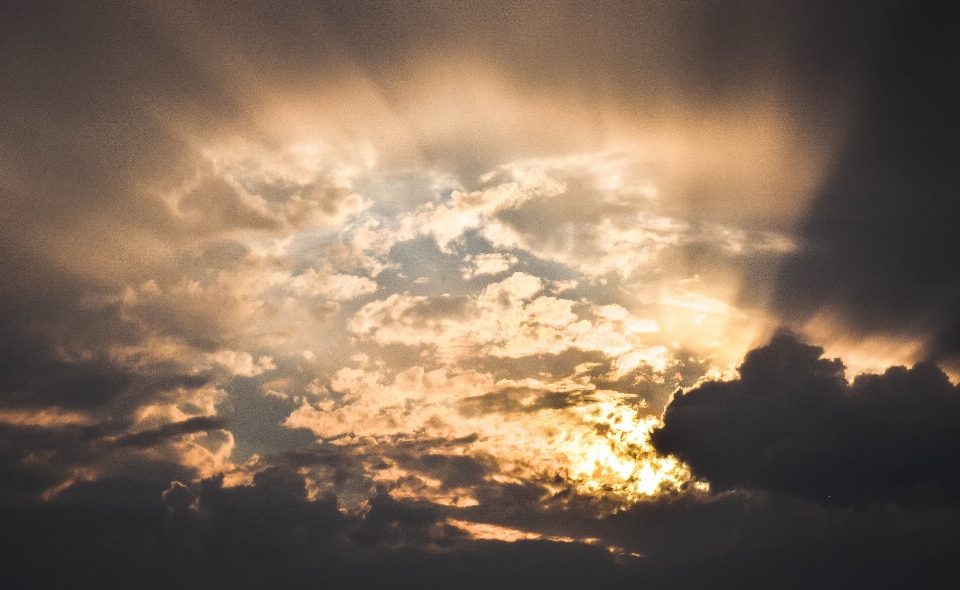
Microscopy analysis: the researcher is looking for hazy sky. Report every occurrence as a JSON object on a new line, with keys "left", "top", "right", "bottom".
{"left": 3, "top": 1, "right": 960, "bottom": 588}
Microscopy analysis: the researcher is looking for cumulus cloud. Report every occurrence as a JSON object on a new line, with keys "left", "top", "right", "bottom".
{"left": 159, "top": 140, "right": 373, "bottom": 236}
{"left": 652, "top": 332, "right": 960, "bottom": 505}
{"left": 209, "top": 350, "right": 276, "bottom": 377}
{"left": 349, "top": 272, "right": 666, "bottom": 369}
{"left": 460, "top": 252, "right": 517, "bottom": 280}
{"left": 397, "top": 155, "right": 685, "bottom": 278}
{"left": 285, "top": 366, "right": 492, "bottom": 440}
{"left": 289, "top": 271, "right": 378, "bottom": 301}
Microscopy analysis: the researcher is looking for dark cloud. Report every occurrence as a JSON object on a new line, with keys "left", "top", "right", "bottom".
{"left": 0, "top": 414, "right": 218, "bottom": 504}
{"left": 652, "top": 333, "right": 960, "bottom": 505}
{"left": 0, "top": 0, "right": 314, "bottom": 498}
{"left": 3, "top": 463, "right": 597, "bottom": 588}
{"left": 351, "top": 486, "right": 453, "bottom": 547}
{"left": 463, "top": 348, "right": 609, "bottom": 381}
{"left": 457, "top": 386, "right": 589, "bottom": 417}
{"left": 0, "top": 267, "right": 223, "bottom": 501}
{"left": 602, "top": 490, "right": 960, "bottom": 590}
{"left": 6, "top": 461, "right": 960, "bottom": 590}
{"left": 116, "top": 416, "right": 228, "bottom": 449}
{"left": 393, "top": 452, "right": 491, "bottom": 491}
{"left": 771, "top": 0, "right": 960, "bottom": 366}
{"left": 162, "top": 480, "right": 197, "bottom": 512}
{"left": 0, "top": 305, "right": 219, "bottom": 501}
{"left": 199, "top": 466, "right": 345, "bottom": 544}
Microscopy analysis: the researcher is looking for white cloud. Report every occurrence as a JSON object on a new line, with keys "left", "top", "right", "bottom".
{"left": 209, "top": 350, "right": 277, "bottom": 377}
{"left": 289, "top": 270, "right": 378, "bottom": 301}
{"left": 395, "top": 153, "right": 688, "bottom": 278}
{"left": 285, "top": 367, "right": 493, "bottom": 439}
{"left": 399, "top": 176, "right": 562, "bottom": 252}
{"left": 461, "top": 252, "right": 518, "bottom": 279}
{"left": 348, "top": 272, "right": 666, "bottom": 372}
{"left": 157, "top": 140, "right": 375, "bottom": 236}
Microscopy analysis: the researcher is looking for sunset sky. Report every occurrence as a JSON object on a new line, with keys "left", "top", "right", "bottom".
{"left": 3, "top": 1, "right": 960, "bottom": 588}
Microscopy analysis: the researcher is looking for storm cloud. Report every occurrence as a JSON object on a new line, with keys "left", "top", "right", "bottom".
{"left": 652, "top": 333, "right": 960, "bottom": 505}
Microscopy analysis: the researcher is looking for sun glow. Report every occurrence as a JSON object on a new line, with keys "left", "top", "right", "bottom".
{"left": 564, "top": 394, "right": 691, "bottom": 499}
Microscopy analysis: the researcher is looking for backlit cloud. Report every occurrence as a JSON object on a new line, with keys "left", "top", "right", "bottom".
{"left": 3, "top": 1, "right": 958, "bottom": 588}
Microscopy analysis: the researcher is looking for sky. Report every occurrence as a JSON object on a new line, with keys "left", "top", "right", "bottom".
{"left": 2, "top": 1, "right": 960, "bottom": 588}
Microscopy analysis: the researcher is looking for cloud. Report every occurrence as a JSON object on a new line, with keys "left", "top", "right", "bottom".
{"left": 456, "top": 386, "right": 587, "bottom": 417}
{"left": 115, "top": 416, "right": 228, "bottom": 449}
{"left": 285, "top": 366, "right": 492, "bottom": 440}
{"left": 3, "top": 1, "right": 957, "bottom": 588}
{"left": 349, "top": 272, "right": 667, "bottom": 368}
{"left": 652, "top": 332, "right": 960, "bottom": 505}
{"left": 460, "top": 252, "right": 517, "bottom": 280}
{"left": 771, "top": 0, "right": 960, "bottom": 369}
{"left": 285, "top": 363, "right": 688, "bottom": 503}
{"left": 600, "top": 488, "right": 960, "bottom": 589}
{"left": 289, "top": 271, "right": 378, "bottom": 301}
{"left": 400, "top": 182, "right": 547, "bottom": 253}
{"left": 209, "top": 350, "right": 276, "bottom": 377}
{"left": 398, "top": 154, "right": 686, "bottom": 278}
{"left": 162, "top": 479, "right": 197, "bottom": 512}
{"left": 167, "top": 140, "right": 373, "bottom": 235}
{"left": 8, "top": 459, "right": 960, "bottom": 590}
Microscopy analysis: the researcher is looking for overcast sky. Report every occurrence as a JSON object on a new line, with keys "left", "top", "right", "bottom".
{"left": 3, "top": 1, "right": 960, "bottom": 588}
